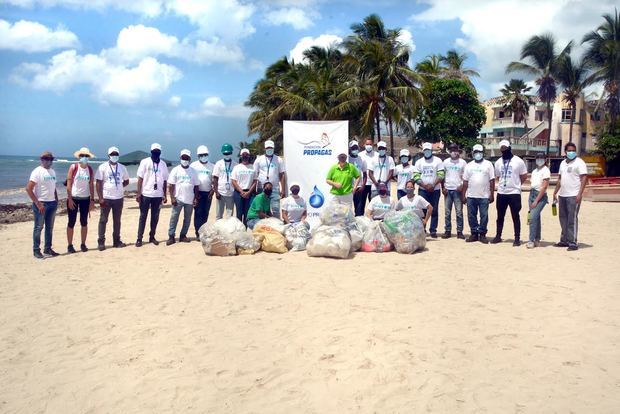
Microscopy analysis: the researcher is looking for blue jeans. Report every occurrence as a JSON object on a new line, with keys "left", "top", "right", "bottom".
{"left": 467, "top": 197, "right": 489, "bottom": 235}
{"left": 246, "top": 217, "right": 260, "bottom": 230}
{"left": 233, "top": 190, "right": 254, "bottom": 225}
{"left": 169, "top": 201, "right": 193, "bottom": 238}
{"left": 444, "top": 190, "right": 464, "bottom": 233}
{"left": 528, "top": 190, "right": 548, "bottom": 242}
{"left": 418, "top": 188, "right": 440, "bottom": 233}
{"left": 32, "top": 200, "right": 57, "bottom": 252}
{"left": 193, "top": 191, "right": 213, "bottom": 235}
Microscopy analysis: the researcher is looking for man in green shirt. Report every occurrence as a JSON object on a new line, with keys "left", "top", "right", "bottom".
{"left": 326, "top": 153, "right": 361, "bottom": 207}
{"left": 246, "top": 181, "right": 273, "bottom": 229}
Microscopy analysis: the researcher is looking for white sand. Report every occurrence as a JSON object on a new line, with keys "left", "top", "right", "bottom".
{"left": 1, "top": 191, "right": 619, "bottom": 413}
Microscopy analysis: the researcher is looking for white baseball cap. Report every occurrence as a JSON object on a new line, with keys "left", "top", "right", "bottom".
{"left": 264, "top": 140, "right": 275, "bottom": 148}
{"left": 180, "top": 149, "right": 191, "bottom": 157}
{"left": 289, "top": 181, "right": 301, "bottom": 189}
{"left": 197, "top": 145, "right": 209, "bottom": 155}
{"left": 473, "top": 144, "right": 484, "bottom": 152}
{"left": 422, "top": 142, "right": 432, "bottom": 150}
{"left": 377, "top": 140, "right": 387, "bottom": 148}
{"left": 349, "top": 140, "right": 359, "bottom": 148}
{"left": 240, "top": 148, "right": 250, "bottom": 155}
{"left": 499, "top": 139, "right": 511, "bottom": 148}
{"left": 151, "top": 143, "right": 161, "bottom": 151}
{"left": 108, "top": 146, "right": 119, "bottom": 155}
{"left": 399, "top": 149, "right": 410, "bottom": 157}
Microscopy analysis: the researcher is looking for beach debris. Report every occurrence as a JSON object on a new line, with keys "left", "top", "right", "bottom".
{"left": 254, "top": 217, "right": 286, "bottom": 234}
{"left": 284, "top": 222, "right": 311, "bottom": 251}
{"left": 306, "top": 225, "right": 352, "bottom": 259}
{"left": 198, "top": 217, "right": 252, "bottom": 256}
{"left": 380, "top": 210, "right": 426, "bottom": 254}
{"left": 253, "top": 226, "right": 288, "bottom": 253}
{"left": 361, "top": 221, "right": 392, "bottom": 253}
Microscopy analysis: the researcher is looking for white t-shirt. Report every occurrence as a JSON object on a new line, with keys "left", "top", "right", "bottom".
{"left": 253, "top": 155, "right": 285, "bottom": 191}
{"left": 463, "top": 160, "right": 495, "bottom": 199}
{"left": 394, "top": 164, "right": 415, "bottom": 190}
{"left": 212, "top": 159, "right": 237, "bottom": 197}
{"left": 395, "top": 194, "right": 429, "bottom": 219}
{"left": 530, "top": 166, "right": 551, "bottom": 192}
{"left": 414, "top": 156, "right": 445, "bottom": 190}
{"left": 558, "top": 158, "right": 588, "bottom": 197}
{"left": 29, "top": 166, "right": 57, "bottom": 202}
{"left": 370, "top": 156, "right": 395, "bottom": 190}
{"left": 137, "top": 157, "right": 169, "bottom": 198}
{"left": 281, "top": 195, "right": 307, "bottom": 223}
{"left": 443, "top": 158, "right": 467, "bottom": 190}
{"left": 190, "top": 161, "right": 214, "bottom": 192}
{"left": 231, "top": 163, "right": 256, "bottom": 191}
{"left": 70, "top": 164, "right": 92, "bottom": 198}
{"left": 359, "top": 150, "right": 377, "bottom": 184}
{"left": 169, "top": 165, "right": 199, "bottom": 204}
{"left": 348, "top": 155, "right": 367, "bottom": 189}
{"left": 495, "top": 155, "right": 527, "bottom": 195}
{"left": 96, "top": 161, "right": 129, "bottom": 200}
{"left": 367, "top": 195, "right": 394, "bottom": 220}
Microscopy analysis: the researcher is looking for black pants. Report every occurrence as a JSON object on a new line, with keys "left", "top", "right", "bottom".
{"left": 137, "top": 196, "right": 162, "bottom": 240}
{"left": 194, "top": 191, "right": 213, "bottom": 235}
{"left": 353, "top": 188, "right": 365, "bottom": 216}
{"left": 67, "top": 197, "right": 90, "bottom": 228}
{"left": 496, "top": 193, "right": 522, "bottom": 239}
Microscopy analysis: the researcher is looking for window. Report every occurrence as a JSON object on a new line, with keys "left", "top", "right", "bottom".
{"left": 480, "top": 133, "right": 487, "bottom": 138}
{"left": 496, "top": 131, "right": 505, "bottom": 137}
{"left": 561, "top": 109, "right": 573, "bottom": 121}
{"left": 498, "top": 110, "right": 506, "bottom": 119}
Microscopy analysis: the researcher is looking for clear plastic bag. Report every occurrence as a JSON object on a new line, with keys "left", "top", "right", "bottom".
{"left": 199, "top": 225, "right": 237, "bottom": 256}
{"left": 284, "top": 222, "right": 311, "bottom": 251}
{"left": 380, "top": 210, "right": 426, "bottom": 254}
{"left": 361, "top": 221, "right": 392, "bottom": 253}
{"left": 319, "top": 202, "right": 354, "bottom": 227}
{"left": 345, "top": 216, "right": 373, "bottom": 252}
{"left": 306, "top": 225, "right": 351, "bottom": 259}
{"left": 234, "top": 231, "right": 261, "bottom": 254}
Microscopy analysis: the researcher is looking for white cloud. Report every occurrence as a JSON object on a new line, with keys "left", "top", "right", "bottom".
{"left": 0, "top": 19, "right": 79, "bottom": 52}
{"left": 178, "top": 96, "right": 250, "bottom": 119}
{"left": 397, "top": 28, "right": 416, "bottom": 53}
{"left": 264, "top": 7, "right": 316, "bottom": 30}
{"left": 169, "top": 95, "right": 181, "bottom": 106}
{"left": 12, "top": 50, "right": 182, "bottom": 105}
{"left": 289, "top": 34, "right": 343, "bottom": 64}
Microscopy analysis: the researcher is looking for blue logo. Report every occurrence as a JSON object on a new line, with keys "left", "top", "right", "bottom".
{"left": 300, "top": 132, "right": 333, "bottom": 156}
{"left": 309, "top": 185, "right": 325, "bottom": 208}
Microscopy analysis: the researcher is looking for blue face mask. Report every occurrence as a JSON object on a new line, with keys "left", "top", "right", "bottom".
{"left": 378, "top": 149, "right": 386, "bottom": 157}
{"left": 400, "top": 156, "right": 409, "bottom": 164}
{"left": 199, "top": 155, "right": 209, "bottom": 163}
{"left": 423, "top": 149, "right": 432, "bottom": 158}
{"left": 365, "top": 145, "right": 373, "bottom": 153}
{"left": 566, "top": 151, "right": 577, "bottom": 160}
{"left": 351, "top": 149, "right": 359, "bottom": 156}
{"left": 265, "top": 148, "right": 274, "bottom": 156}
{"left": 473, "top": 152, "right": 483, "bottom": 161}
{"left": 109, "top": 155, "right": 119, "bottom": 163}
{"left": 79, "top": 156, "right": 89, "bottom": 165}
{"left": 535, "top": 159, "right": 545, "bottom": 167}
{"left": 223, "top": 154, "right": 232, "bottom": 161}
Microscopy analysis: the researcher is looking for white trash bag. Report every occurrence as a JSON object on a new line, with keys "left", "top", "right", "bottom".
{"left": 284, "top": 222, "right": 311, "bottom": 251}
{"left": 306, "top": 225, "right": 352, "bottom": 259}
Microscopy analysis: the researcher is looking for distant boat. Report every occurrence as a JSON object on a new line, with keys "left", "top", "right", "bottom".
{"left": 118, "top": 150, "right": 172, "bottom": 166}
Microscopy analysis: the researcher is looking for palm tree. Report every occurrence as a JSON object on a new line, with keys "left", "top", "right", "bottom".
{"left": 441, "top": 49, "right": 480, "bottom": 85}
{"left": 582, "top": 8, "right": 620, "bottom": 133}
{"left": 557, "top": 56, "right": 592, "bottom": 145}
{"left": 507, "top": 33, "right": 572, "bottom": 155}
{"left": 415, "top": 54, "right": 444, "bottom": 78}
{"left": 499, "top": 79, "right": 534, "bottom": 139}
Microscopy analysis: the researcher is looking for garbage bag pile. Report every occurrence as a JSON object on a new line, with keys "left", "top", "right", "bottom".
{"left": 199, "top": 217, "right": 251, "bottom": 256}
{"left": 360, "top": 221, "right": 393, "bottom": 253}
{"left": 380, "top": 210, "right": 426, "bottom": 254}
{"left": 284, "top": 222, "right": 311, "bottom": 251}
{"left": 306, "top": 225, "right": 351, "bottom": 259}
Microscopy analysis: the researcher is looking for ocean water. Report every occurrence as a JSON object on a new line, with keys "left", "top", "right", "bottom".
{"left": 0, "top": 155, "right": 140, "bottom": 204}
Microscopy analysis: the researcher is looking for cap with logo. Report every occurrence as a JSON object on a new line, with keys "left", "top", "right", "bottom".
{"left": 422, "top": 142, "right": 433, "bottom": 150}
{"left": 499, "top": 139, "right": 511, "bottom": 149}
{"left": 472, "top": 144, "right": 484, "bottom": 152}
{"left": 197, "top": 145, "right": 209, "bottom": 155}
{"left": 264, "top": 140, "right": 275, "bottom": 149}
{"left": 151, "top": 143, "right": 162, "bottom": 151}
{"left": 399, "top": 149, "right": 410, "bottom": 157}
{"left": 108, "top": 146, "right": 120, "bottom": 155}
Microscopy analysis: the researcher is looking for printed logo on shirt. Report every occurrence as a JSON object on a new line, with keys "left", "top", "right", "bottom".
{"left": 43, "top": 175, "right": 56, "bottom": 181}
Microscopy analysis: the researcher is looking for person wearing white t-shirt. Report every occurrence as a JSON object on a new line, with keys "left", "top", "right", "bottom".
{"left": 281, "top": 183, "right": 307, "bottom": 224}
{"left": 413, "top": 142, "right": 445, "bottom": 237}
{"left": 366, "top": 182, "right": 394, "bottom": 220}
{"left": 25, "top": 151, "right": 59, "bottom": 259}
{"left": 359, "top": 138, "right": 377, "bottom": 206}
{"left": 65, "top": 147, "right": 96, "bottom": 254}
{"left": 394, "top": 149, "right": 415, "bottom": 199}
{"left": 552, "top": 142, "right": 588, "bottom": 251}
{"left": 231, "top": 148, "right": 258, "bottom": 225}
{"left": 136, "top": 143, "right": 169, "bottom": 247}
{"left": 212, "top": 143, "right": 236, "bottom": 220}
{"left": 191, "top": 145, "right": 214, "bottom": 237}
{"left": 348, "top": 140, "right": 367, "bottom": 216}
{"left": 368, "top": 140, "right": 395, "bottom": 198}
{"left": 461, "top": 144, "right": 495, "bottom": 244}
{"left": 491, "top": 140, "right": 528, "bottom": 246}
{"left": 441, "top": 143, "right": 467, "bottom": 239}
{"left": 254, "top": 140, "right": 286, "bottom": 219}
{"left": 395, "top": 180, "right": 432, "bottom": 226}
{"left": 167, "top": 149, "right": 200, "bottom": 245}
{"left": 96, "top": 146, "right": 129, "bottom": 250}
{"left": 527, "top": 153, "right": 551, "bottom": 248}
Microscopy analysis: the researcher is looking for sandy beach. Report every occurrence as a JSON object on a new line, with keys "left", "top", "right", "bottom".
{"left": 1, "top": 190, "right": 619, "bottom": 413}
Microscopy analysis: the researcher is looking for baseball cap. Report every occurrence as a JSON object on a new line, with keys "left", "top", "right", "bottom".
{"left": 151, "top": 143, "right": 162, "bottom": 151}
{"left": 472, "top": 144, "right": 484, "bottom": 152}
{"left": 349, "top": 140, "right": 359, "bottom": 148}
{"left": 180, "top": 149, "right": 191, "bottom": 157}
{"left": 240, "top": 148, "right": 250, "bottom": 155}
{"left": 377, "top": 140, "right": 387, "bottom": 148}
{"left": 108, "top": 146, "right": 120, "bottom": 155}
{"left": 499, "top": 139, "right": 511, "bottom": 148}
{"left": 448, "top": 143, "right": 459, "bottom": 151}
{"left": 264, "top": 140, "right": 275, "bottom": 148}
{"left": 422, "top": 142, "right": 432, "bottom": 150}
{"left": 535, "top": 152, "right": 546, "bottom": 159}
{"left": 399, "top": 149, "right": 410, "bottom": 157}
{"left": 197, "top": 145, "right": 209, "bottom": 155}
{"left": 40, "top": 151, "right": 55, "bottom": 160}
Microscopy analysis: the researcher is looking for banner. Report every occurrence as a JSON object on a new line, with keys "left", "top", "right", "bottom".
{"left": 283, "top": 120, "right": 349, "bottom": 228}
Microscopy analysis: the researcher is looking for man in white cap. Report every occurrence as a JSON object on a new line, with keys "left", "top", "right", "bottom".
{"left": 253, "top": 139, "right": 286, "bottom": 218}
{"left": 461, "top": 144, "right": 495, "bottom": 243}
{"left": 413, "top": 142, "right": 445, "bottom": 238}
{"left": 348, "top": 140, "right": 367, "bottom": 216}
{"left": 368, "top": 140, "right": 395, "bottom": 198}
{"left": 136, "top": 143, "right": 169, "bottom": 247}
{"left": 190, "top": 145, "right": 214, "bottom": 237}
{"left": 359, "top": 138, "right": 377, "bottom": 206}
{"left": 492, "top": 139, "right": 527, "bottom": 246}
{"left": 441, "top": 143, "right": 467, "bottom": 239}
{"left": 96, "top": 146, "right": 129, "bottom": 250}
{"left": 394, "top": 148, "right": 414, "bottom": 199}
{"left": 167, "top": 149, "right": 200, "bottom": 245}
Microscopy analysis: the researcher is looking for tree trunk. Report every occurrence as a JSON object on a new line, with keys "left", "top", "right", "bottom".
{"left": 375, "top": 106, "right": 381, "bottom": 142}
{"left": 568, "top": 104, "right": 575, "bottom": 146}
{"left": 388, "top": 116, "right": 394, "bottom": 158}
{"left": 546, "top": 101, "right": 552, "bottom": 156}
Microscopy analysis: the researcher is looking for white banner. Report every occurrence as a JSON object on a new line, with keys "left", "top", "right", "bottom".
{"left": 283, "top": 120, "right": 349, "bottom": 228}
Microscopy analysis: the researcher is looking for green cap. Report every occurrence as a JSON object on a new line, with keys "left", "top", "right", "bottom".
{"left": 221, "top": 143, "right": 233, "bottom": 154}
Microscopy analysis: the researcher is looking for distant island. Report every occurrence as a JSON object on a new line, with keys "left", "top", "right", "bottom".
{"left": 118, "top": 150, "right": 173, "bottom": 166}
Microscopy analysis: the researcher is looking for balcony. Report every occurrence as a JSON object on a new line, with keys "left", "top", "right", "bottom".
{"left": 480, "top": 136, "right": 560, "bottom": 156}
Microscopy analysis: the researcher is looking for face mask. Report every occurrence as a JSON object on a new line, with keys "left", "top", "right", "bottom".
{"left": 151, "top": 150, "right": 161, "bottom": 161}
{"left": 566, "top": 151, "right": 577, "bottom": 160}
{"left": 180, "top": 160, "right": 190, "bottom": 167}
{"left": 265, "top": 148, "right": 274, "bottom": 156}
{"left": 400, "top": 156, "right": 409, "bottom": 164}
{"left": 450, "top": 151, "right": 459, "bottom": 159}
{"left": 291, "top": 187, "right": 300, "bottom": 195}
{"left": 501, "top": 148, "right": 513, "bottom": 160}
{"left": 223, "top": 154, "right": 232, "bottom": 161}
{"left": 473, "top": 152, "right": 483, "bottom": 161}
{"left": 379, "top": 190, "right": 388, "bottom": 196}
{"left": 41, "top": 159, "right": 53, "bottom": 168}
{"left": 241, "top": 155, "right": 250, "bottom": 163}
{"left": 378, "top": 149, "right": 386, "bottom": 157}
{"left": 79, "top": 157, "right": 89, "bottom": 165}
{"left": 406, "top": 188, "right": 414, "bottom": 196}
{"left": 535, "top": 159, "right": 545, "bottom": 167}
{"left": 365, "top": 145, "right": 373, "bottom": 153}
{"left": 263, "top": 188, "right": 273, "bottom": 196}
{"left": 199, "top": 155, "right": 209, "bottom": 163}
{"left": 350, "top": 149, "right": 359, "bottom": 156}
{"left": 423, "top": 149, "right": 432, "bottom": 158}
{"left": 109, "top": 155, "right": 119, "bottom": 163}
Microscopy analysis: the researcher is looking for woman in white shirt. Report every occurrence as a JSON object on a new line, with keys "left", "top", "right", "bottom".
{"left": 527, "top": 153, "right": 551, "bottom": 248}
{"left": 281, "top": 183, "right": 307, "bottom": 224}
{"left": 395, "top": 180, "right": 432, "bottom": 227}
{"left": 66, "top": 147, "right": 95, "bottom": 253}
{"left": 366, "top": 182, "right": 394, "bottom": 221}
{"left": 231, "top": 148, "right": 257, "bottom": 225}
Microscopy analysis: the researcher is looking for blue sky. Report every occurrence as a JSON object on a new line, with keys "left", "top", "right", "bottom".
{"left": 0, "top": 0, "right": 615, "bottom": 158}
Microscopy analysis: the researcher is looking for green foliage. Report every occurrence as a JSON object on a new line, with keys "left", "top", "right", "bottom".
{"left": 596, "top": 131, "right": 620, "bottom": 161}
{"left": 414, "top": 79, "right": 486, "bottom": 151}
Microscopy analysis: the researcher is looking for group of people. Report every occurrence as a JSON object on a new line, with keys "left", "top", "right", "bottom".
{"left": 26, "top": 137, "right": 588, "bottom": 259}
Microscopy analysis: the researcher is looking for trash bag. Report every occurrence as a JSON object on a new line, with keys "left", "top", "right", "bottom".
{"left": 234, "top": 231, "right": 261, "bottom": 254}
{"left": 360, "top": 221, "right": 392, "bottom": 253}
{"left": 199, "top": 225, "right": 237, "bottom": 256}
{"left": 284, "top": 222, "right": 311, "bottom": 251}
{"left": 380, "top": 210, "right": 426, "bottom": 254}
{"left": 210, "top": 216, "right": 246, "bottom": 235}
{"left": 253, "top": 227, "right": 288, "bottom": 253}
{"left": 254, "top": 217, "right": 286, "bottom": 234}
{"left": 319, "top": 202, "right": 354, "bottom": 226}
{"left": 345, "top": 216, "right": 372, "bottom": 252}
{"left": 306, "top": 225, "right": 351, "bottom": 259}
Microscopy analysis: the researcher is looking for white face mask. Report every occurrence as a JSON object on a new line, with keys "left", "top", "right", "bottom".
{"left": 536, "top": 159, "right": 545, "bottom": 167}
{"left": 473, "top": 152, "right": 483, "bottom": 161}
{"left": 79, "top": 156, "right": 89, "bottom": 165}
{"left": 378, "top": 149, "right": 386, "bottom": 156}
{"left": 223, "top": 155, "right": 232, "bottom": 161}
{"left": 199, "top": 155, "right": 209, "bottom": 163}
{"left": 180, "top": 159, "right": 190, "bottom": 167}
{"left": 365, "top": 145, "right": 373, "bottom": 152}
{"left": 400, "top": 156, "right": 409, "bottom": 164}
{"left": 265, "top": 148, "right": 274, "bottom": 156}
{"left": 109, "top": 155, "right": 119, "bottom": 163}
{"left": 351, "top": 149, "right": 359, "bottom": 156}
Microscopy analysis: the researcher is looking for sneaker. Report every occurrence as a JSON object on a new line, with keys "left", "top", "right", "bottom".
{"left": 554, "top": 242, "right": 569, "bottom": 247}
{"left": 98, "top": 243, "right": 106, "bottom": 251}
{"left": 441, "top": 232, "right": 451, "bottom": 239}
{"left": 527, "top": 242, "right": 535, "bottom": 249}
{"left": 430, "top": 232, "right": 438, "bottom": 239}
{"left": 43, "top": 248, "right": 59, "bottom": 257}
{"left": 457, "top": 232, "right": 465, "bottom": 240}
{"left": 567, "top": 245, "right": 579, "bottom": 251}
{"left": 466, "top": 234, "right": 479, "bottom": 243}
{"left": 513, "top": 239, "right": 521, "bottom": 247}
{"left": 33, "top": 250, "right": 44, "bottom": 259}
{"left": 67, "top": 244, "right": 77, "bottom": 254}
{"left": 166, "top": 237, "right": 176, "bottom": 246}
{"left": 135, "top": 239, "right": 143, "bottom": 247}
{"left": 179, "top": 236, "right": 191, "bottom": 243}
{"left": 534, "top": 240, "right": 540, "bottom": 247}
{"left": 479, "top": 235, "right": 489, "bottom": 244}
{"left": 80, "top": 244, "right": 88, "bottom": 252}
{"left": 113, "top": 241, "right": 126, "bottom": 248}
{"left": 490, "top": 236, "right": 502, "bottom": 244}
{"left": 149, "top": 237, "right": 160, "bottom": 246}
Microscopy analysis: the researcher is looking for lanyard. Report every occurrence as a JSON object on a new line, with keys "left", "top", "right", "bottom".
{"left": 109, "top": 162, "right": 119, "bottom": 188}
{"left": 224, "top": 160, "right": 232, "bottom": 182}
{"left": 378, "top": 156, "right": 386, "bottom": 180}
{"left": 502, "top": 159, "right": 510, "bottom": 187}
{"left": 264, "top": 156, "right": 274, "bottom": 180}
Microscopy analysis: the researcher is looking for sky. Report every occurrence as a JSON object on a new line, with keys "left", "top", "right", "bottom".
{"left": 0, "top": 0, "right": 616, "bottom": 158}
